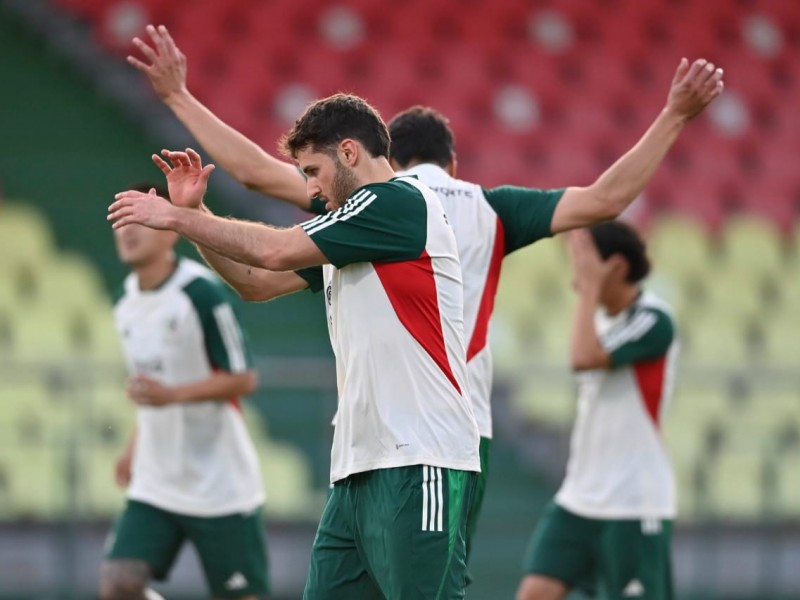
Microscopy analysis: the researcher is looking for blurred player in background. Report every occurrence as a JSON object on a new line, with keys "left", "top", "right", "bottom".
{"left": 516, "top": 222, "right": 678, "bottom": 600}
{"left": 101, "top": 184, "right": 267, "bottom": 600}
{"left": 127, "top": 23, "right": 722, "bottom": 564}
{"left": 108, "top": 95, "right": 481, "bottom": 600}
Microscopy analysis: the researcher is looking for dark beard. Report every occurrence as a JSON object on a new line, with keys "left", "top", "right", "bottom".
{"left": 330, "top": 160, "right": 361, "bottom": 209}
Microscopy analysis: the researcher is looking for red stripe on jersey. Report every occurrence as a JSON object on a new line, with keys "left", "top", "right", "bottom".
{"left": 229, "top": 397, "right": 241, "bottom": 412}
{"left": 633, "top": 356, "right": 667, "bottom": 428}
{"left": 467, "top": 217, "right": 505, "bottom": 361}
{"left": 374, "top": 252, "right": 462, "bottom": 395}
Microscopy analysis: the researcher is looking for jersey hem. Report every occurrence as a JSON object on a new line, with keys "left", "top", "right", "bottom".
{"left": 330, "top": 456, "right": 481, "bottom": 483}
{"left": 127, "top": 490, "right": 266, "bottom": 518}
{"left": 555, "top": 496, "right": 677, "bottom": 520}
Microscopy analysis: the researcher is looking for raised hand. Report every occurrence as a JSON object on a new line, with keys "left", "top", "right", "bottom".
{"left": 128, "top": 24, "right": 188, "bottom": 101}
{"left": 567, "top": 229, "right": 614, "bottom": 295}
{"left": 665, "top": 57, "right": 724, "bottom": 121}
{"left": 108, "top": 189, "right": 178, "bottom": 230}
{"left": 153, "top": 148, "right": 216, "bottom": 209}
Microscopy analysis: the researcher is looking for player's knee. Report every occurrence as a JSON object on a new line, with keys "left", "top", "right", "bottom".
{"left": 99, "top": 560, "right": 150, "bottom": 600}
{"left": 516, "top": 574, "right": 567, "bottom": 600}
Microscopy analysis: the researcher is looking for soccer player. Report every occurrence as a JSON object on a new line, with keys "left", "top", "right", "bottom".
{"left": 127, "top": 25, "right": 722, "bottom": 561}
{"left": 108, "top": 94, "right": 481, "bottom": 600}
{"left": 101, "top": 184, "right": 267, "bottom": 600}
{"left": 516, "top": 222, "right": 679, "bottom": 600}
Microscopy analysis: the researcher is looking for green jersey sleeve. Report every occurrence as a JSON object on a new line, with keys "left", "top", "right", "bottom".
{"left": 295, "top": 266, "right": 324, "bottom": 293}
{"left": 603, "top": 308, "right": 675, "bottom": 369}
{"left": 183, "top": 276, "right": 253, "bottom": 373}
{"left": 482, "top": 186, "right": 564, "bottom": 255}
{"left": 300, "top": 181, "right": 427, "bottom": 268}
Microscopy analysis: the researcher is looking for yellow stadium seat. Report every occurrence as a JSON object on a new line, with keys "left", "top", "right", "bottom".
{"left": 680, "top": 312, "right": 751, "bottom": 368}
{"left": 0, "top": 445, "right": 68, "bottom": 520}
{"left": 27, "top": 252, "right": 108, "bottom": 314}
{"left": 699, "top": 268, "right": 765, "bottom": 319}
{"left": 647, "top": 215, "right": 713, "bottom": 283}
{"left": 760, "top": 316, "right": 800, "bottom": 369}
{"left": 512, "top": 373, "right": 575, "bottom": 426}
{"left": 775, "top": 449, "right": 800, "bottom": 519}
{"left": 11, "top": 309, "right": 77, "bottom": 363}
{"left": 720, "top": 215, "right": 786, "bottom": 278}
{"left": 0, "top": 202, "right": 54, "bottom": 270}
{"left": 706, "top": 446, "right": 765, "bottom": 521}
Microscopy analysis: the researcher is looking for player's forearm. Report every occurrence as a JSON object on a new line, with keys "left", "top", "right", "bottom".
{"left": 169, "top": 206, "right": 291, "bottom": 271}
{"left": 589, "top": 107, "right": 687, "bottom": 216}
{"left": 570, "top": 290, "right": 610, "bottom": 371}
{"left": 124, "top": 425, "right": 137, "bottom": 458}
{"left": 164, "top": 90, "right": 310, "bottom": 208}
{"left": 172, "top": 370, "right": 259, "bottom": 403}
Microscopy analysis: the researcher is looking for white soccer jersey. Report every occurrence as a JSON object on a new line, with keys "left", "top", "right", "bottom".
{"left": 556, "top": 291, "right": 679, "bottom": 519}
{"left": 399, "top": 164, "right": 563, "bottom": 438}
{"left": 114, "top": 258, "right": 264, "bottom": 516}
{"left": 297, "top": 177, "right": 481, "bottom": 483}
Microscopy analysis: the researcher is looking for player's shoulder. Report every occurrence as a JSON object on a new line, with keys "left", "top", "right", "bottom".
{"left": 636, "top": 290, "right": 676, "bottom": 323}
{"left": 628, "top": 291, "right": 676, "bottom": 339}
{"left": 177, "top": 260, "right": 232, "bottom": 311}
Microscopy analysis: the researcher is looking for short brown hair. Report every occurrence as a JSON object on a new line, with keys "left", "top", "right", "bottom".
{"left": 388, "top": 106, "right": 455, "bottom": 169}
{"left": 280, "top": 93, "right": 390, "bottom": 159}
{"left": 589, "top": 221, "right": 651, "bottom": 283}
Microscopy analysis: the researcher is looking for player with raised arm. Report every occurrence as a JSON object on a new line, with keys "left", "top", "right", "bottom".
{"left": 516, "top": 222, "right": 679, "bottom": 600}
{"left": 101, "top": 185, "right": 267, "bottom": 600}
{"left": 108, "top": 94, "right": 481, "bottom": 600}
{"left": 127, "top": 24, "right": 722, "bottom": 562}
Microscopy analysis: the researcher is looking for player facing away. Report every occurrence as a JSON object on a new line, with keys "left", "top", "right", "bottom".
{"left": 107, "top": 95, "right": 481, "bottom": 600}
{"left": 126, "top": 24, "right": 722, "bottom": 560}
{"left": 101, "top": 184, "right": 267, "bottom": 600}
{"left": 517, "top": 222, "right": 679, "bottom": 600}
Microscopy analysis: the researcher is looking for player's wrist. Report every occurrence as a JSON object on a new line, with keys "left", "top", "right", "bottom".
{"left": 163, "top": 86, "right": 191, "bottom": 109}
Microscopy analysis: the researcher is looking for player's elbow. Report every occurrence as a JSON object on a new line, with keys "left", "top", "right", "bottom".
{"left": 570, "top": 351, "right": 610, "bottom": 372}
{"left": 586, "top": 185, "right": 627, "bottom": 221}
{"left": 241, "top": 370, "right": 259, "bottom": 395}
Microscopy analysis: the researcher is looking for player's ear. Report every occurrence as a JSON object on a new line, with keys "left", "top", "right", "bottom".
{"left": 339, "top": 139, "right": 359, "bottom": 167}
{"left": 447, "top": 153, "right": 458, "bottom": 178}
{"left": 609, "top": 254, "right": 629, "bottom": 281}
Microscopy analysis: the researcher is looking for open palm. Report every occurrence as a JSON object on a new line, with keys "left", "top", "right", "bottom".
{"left": 152, "top": 148, "right": 215, "bottom": 208}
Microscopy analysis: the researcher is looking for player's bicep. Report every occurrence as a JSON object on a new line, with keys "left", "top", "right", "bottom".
{"left": 250, "top": 156, "right": 311, "bottom": 209}
{"left": 248, "top": 270, "right": 310, "bottom": 301}
{"left": 550, "top": 186, "right": 620, "bottom": 234}
{"left": 483, "top": 186, "right": 564, "bottom": 254}
{"left": 300, "top": 189, "right": 426, "bottom": 268}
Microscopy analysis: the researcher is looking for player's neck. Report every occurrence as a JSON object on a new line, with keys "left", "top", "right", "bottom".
{"left": 603, "top": 285, "right": 641, "bottom": 316}
{"left": 136, "top": 253, "right": 178, "bottom": 291}
{"left": 357, "top": 156, "right": 397, "bottom": 186}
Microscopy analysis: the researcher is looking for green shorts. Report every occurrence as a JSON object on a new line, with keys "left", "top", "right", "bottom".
{"left": 523, "top": 502, "right": 673, "bottom": 600}
{"left": 465, "top": 436, "right": 491, "bottom": 562}
{"left": 106, "top": 499, "right": 269, "bottom": 598}
{"left": 304, "top": 465, "right": 476, "bottom": 600}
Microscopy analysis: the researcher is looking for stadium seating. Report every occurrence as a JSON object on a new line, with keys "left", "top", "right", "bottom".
{"left": 50, "top": 0, "right": 800, "bottom": 225}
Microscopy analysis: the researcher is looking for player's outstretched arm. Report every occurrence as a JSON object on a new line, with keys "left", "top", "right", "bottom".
{"left": 550, "top": 57, "right": 724, "bottom": 234}
{"left": 127, "top": 371, "right": 258, "bottom": 406}
{"left": 129, "top": 24, "right": 309, "bottom": 208}
{"left": 195, "top": 234, "right": 311, "bottom": 302}
{"left": 108, "top": 189, "right": 328, "bottom": 271}
{"left": 567, "top": 230, "right": 612, "bottom": 371}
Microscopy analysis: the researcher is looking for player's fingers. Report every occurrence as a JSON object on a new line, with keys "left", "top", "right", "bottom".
{"left": 126, "top": 55, "right": 152, "bottom": 73}
{"left": 152, "top": 154, "right": 172, "bottom": 175}
{"left": 158, "top": 25, "right": 180, "bottom": 60}
{"left": 167, "top": 151, "right": 191, "bottom": 168}
{"left": 671, "top": 57, "right": 689, "bottom": 86}
{"left": 696, "top": 61, "right": 716, "bottom": 86}
{"left": 132, "top": 37, "right": 158, "bottom": 64}
{"left": 186, "top": 148, "right": 203, "bottom": 167}
{"left": 200, "top": 164, "right": 216, "bottom": 180}
{"left": 685, "top": 58, "right": 708, "bottom": 83}
{"left": 704, "top": 67, "right": 724, "bottom": 92}
{"left": 145, "top": 24, "right": 166, "bottom": 56}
